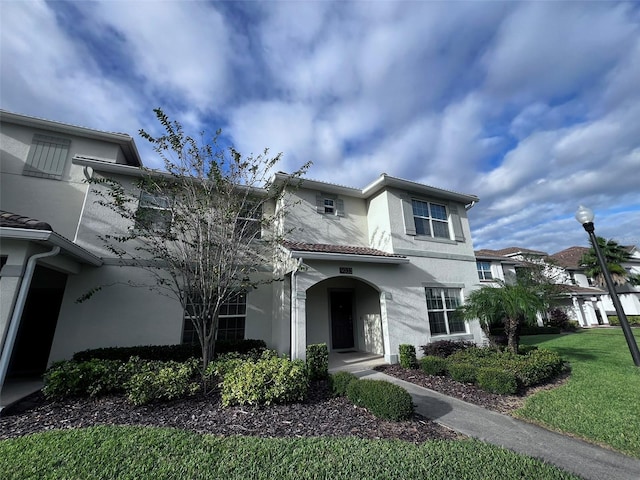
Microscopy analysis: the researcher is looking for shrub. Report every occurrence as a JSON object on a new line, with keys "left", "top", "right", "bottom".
{"left": 399, "top": 344, "right": 418, "bottom": 369}
{"left": 420, "top": 339, "right": 475, "bottom": 358}
{"left": 447, "top": 362, "right": 477, "bottom": 384}
{"left": 220, "top": 356, "right": 308, "bottom": 406}
{"left": 476, "top": 367, "right": 518, "bottom": 394}
{"left": 517, "top": 344, "right": 538, "bottom": 355}
{"left": 510, "top": 349, "right": 566, "bottom": 387}
{"left": 328, "top": 371, "right": 358, "bottom": 397}
{"left": 306, "top": 343, "right": 329, "bottom": 380}
{"left": 346, "top": 379, "right": 414, "bottom": 421}
{"left": 520, "top": 326, "right": 561, "bottom": 335}
{"left": 72, "top": 339, "right": 267, "bottom": 362}
{"left": 546, "top": 308, "right": 571, "bottom": 330}
{"left": 125, "top": 358, "right": 201, "bottom": 406}
{"left": 43, "top": 359, "right": 128, "bottom": 399}
{"left": 608, "top": 315, "right": 640, "bottom": 327}
{"left": 419, "top": 356, "right": 448, "bottom": 376}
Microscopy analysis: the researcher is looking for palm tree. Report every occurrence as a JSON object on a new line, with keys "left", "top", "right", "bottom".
{"left": 580, "top": 237, "right": 631, "bottom": 287}
{"left": 458, "top": 281, "right": 547, "bottom": 354}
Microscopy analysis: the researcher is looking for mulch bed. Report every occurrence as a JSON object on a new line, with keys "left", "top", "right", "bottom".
{"left": 0, "top": 380, "right": 461, "bottom": 443}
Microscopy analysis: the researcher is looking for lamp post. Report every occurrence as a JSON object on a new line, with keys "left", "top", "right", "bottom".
{"left": 575, "top": 205, "right": 640, "bottom": 366}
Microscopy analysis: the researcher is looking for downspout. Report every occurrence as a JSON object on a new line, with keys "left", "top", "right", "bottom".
{"left": 0, "top": 245, "right": 61, "bottom": 399}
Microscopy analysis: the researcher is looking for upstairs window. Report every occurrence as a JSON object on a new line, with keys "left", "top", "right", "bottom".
{"left": 477, "top": 261, "right": 493, "bottom": 281}
{"left": 236, "top": 202, "right": 262, "bottom": 240}
{"left": 182, "top": 292, "right": 247, "bottom": 344}
{"left": 412, "top": 200, "right": 449, "bottom": 239}
{"left": 136, "top": 191, "right": 172, "bottom": 232}
{"left": 316, "top": 193, "right": 344, "bottom": 216}
{"left": 425, "top": 287, "right": 465, "bottom": 335}
{"left": 324, "top": 198, "right": 335, "bottom": 214}
{"left": 23, "top": 134, "right": 71, "bottom": 180}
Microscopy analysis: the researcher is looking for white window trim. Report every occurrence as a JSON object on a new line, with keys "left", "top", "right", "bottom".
{"left": 425, "top": 287, "right": 467, "bottom": 336}
{"left": 412, "top": 199, "right": 451, "bottom": 240}
{"left": 477, "top": 261, "right": 493, "bottom": 281}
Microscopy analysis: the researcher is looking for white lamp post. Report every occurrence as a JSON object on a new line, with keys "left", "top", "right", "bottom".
{"left": 575, "top": 205, "right": 640, "bottom": 366}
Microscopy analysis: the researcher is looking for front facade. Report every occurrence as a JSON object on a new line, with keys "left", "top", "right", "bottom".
{"left": 1, "top": 110, "right": 484, "bottom": 400}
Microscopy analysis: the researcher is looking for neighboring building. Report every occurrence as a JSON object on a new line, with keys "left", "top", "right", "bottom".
{"left": 474, "top": 245, "right": 640, "bottom": 327}
{"left": 1, "top": 110, "right": 485, "bottom": 400}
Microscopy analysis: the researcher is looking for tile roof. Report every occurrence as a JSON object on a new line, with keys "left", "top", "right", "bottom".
{"left": 492, "top": 246, "right": 549, "bottom": 256}
{"left": 282, "top": 241, "right": 405, "bottom": 258}
{"left": 555, "top": 284, "right": 606, "bottom": 295}
{"left": 550, "top": 246, "right": 590, "bottom": 269}
{"left": 0, "top": 211, "right": 53, "bottom": 231}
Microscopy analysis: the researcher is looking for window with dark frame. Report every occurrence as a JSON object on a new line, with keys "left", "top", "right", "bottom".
{"left": 412, "top": 199, "right": 450, "bottom": 239}
{"left": 425, "top": 287, "right": 466, "bottom": 335}
{"left": 136, "top": 191, "right": 172, "bottom": 232}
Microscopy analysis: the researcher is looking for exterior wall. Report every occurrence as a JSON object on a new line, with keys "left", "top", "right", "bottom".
{"left": 0, "top": 121, "right": 128, "bottom": 240}
{"left": 366, "top": 191, "right": 393, "bottom": 252}
{"left": 281, "top": 188, "right": 369, "bottom": 246}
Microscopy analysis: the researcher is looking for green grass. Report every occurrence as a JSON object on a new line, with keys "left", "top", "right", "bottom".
{"left": 519, "top": 329, "right": 640, "bottom": 457}
{"left": 0, "top": 425, "right": 581, "bottom": 479}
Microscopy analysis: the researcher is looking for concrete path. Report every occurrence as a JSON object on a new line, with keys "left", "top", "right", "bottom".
{"left": 356, "top": 370, "right": 640, "bottom": 480}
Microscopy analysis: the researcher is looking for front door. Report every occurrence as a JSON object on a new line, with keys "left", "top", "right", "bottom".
{"left": 330, "top": 290, "right": 354, "bottom": 350}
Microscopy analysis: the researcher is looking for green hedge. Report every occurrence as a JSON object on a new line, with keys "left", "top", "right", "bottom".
{"left": 447, "top": 362, "right": 477, "bottom": 383}
{"left": 419, "top": 356, "right": 448, "bottom": 376}
{"left": 328, "top": 371, "right": 358, "bottom": 397}
{"left": 346, "top": 379, "right": 414, "bottom": 421}
{"left": 399, "top": 344, "right": 418, "bottom": 369}
{"left": 126, "top": 358, "right": 201, "bottom": 406}
{"left": 220, "top": 355, "right": 308, "bottom": 406}
{"left": 420, "top": 340, "right": 475, "bottom": 358}
{"left": 306, "top": 343, "right": 329, "bottom": 380}
{"left": 72, "top": 339, "right": 267, "bottom": 362}
{"left": 608, "top": 315, "right": 640, "bottom": 327}
{"left": 43, "top": 359, "right": 129, "bottom": 399}
{"left": 476, "top": 367, "right": 518, "bottom": 394}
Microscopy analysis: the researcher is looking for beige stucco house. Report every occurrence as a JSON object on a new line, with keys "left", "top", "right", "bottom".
{"left": 1, "top": 109, "right": 485, "bottom": 404}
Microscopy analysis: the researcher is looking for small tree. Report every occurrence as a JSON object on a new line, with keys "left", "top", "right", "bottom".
{"left": 85, "top": 109, "right": 309, "bottom": 371}
{"left": 580, "top": 237, "right": 633, "bottom": 288}
{"left": 458, "top": 281, "right": 547, "bottom": 354}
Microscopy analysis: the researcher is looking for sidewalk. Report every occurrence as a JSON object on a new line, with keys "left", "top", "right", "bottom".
{"left": 357, "top": 370, "right": 640, "bottom": 480}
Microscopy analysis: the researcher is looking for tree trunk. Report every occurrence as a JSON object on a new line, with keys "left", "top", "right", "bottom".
{"left": 504, "top": 317, "right": 520, "bottom": 354}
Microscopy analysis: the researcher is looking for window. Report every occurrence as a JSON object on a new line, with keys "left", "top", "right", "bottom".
{"left": 324, "top": 198, "right": 335, "bottom": 214}
{"left": 182, "top": 292, "right": 247, "bottom": 344}
{"left": 477, "top": 261, "right": 493, "bottom": 281}
{"left": 236, "top": 202, "right": 262, "bottom": 240}
{"left": 425, "top": 288, "right": 465, "bottom": 335}
{"left": 136, "top": 191, "right": 172, "bottom": 232}
{"left": 412, "top": 200, "right": 449, "bottom": 239}
{"left": 23, "top": 134, "right": 71, "bottom": 180}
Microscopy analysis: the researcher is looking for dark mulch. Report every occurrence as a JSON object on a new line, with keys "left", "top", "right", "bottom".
{"left": 0, "top": 380, "right": 461, "bottom": 443}
{"left": 376, "top": 364, "right": 570, "bottom": 414}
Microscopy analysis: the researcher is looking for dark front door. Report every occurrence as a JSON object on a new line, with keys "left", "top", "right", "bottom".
{"left": 330, "top": 290, "right": 354, "bottom": 350}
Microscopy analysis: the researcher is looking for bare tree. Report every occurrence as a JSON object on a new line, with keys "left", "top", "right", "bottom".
{"left": 85, "top": 109, "right": 309, "bottom": 370}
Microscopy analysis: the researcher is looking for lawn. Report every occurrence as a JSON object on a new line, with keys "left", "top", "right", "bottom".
{"left": 0, "top": 425, "right": 581, "bottom": 480}
{"left": 519, "top": 329, "right": 640, "bottom": 457}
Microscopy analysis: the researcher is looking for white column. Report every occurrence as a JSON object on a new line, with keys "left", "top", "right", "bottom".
{"left": 380, "top": 291, "right": 395, "bottom": 364}
{"left": 596, "top": 299, "right": 609, "bottom": 325}
{"left": 572, "top": 297, "right": 588, "bottom": 327}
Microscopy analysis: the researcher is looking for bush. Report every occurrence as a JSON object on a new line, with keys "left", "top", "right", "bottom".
{"left": 520, "top": 326, "right": 561, "bottom": 335}
{"left": 306, "top": 343, "right": 329, "bottom": 380}
{"left": 220, "top": 355, "right": 308, "bottom": 406}
{"left": 399, "top": 344, "right": 418, "bottom": 369}
{"left": 346, "top": 379, "right": 414, "bottom": 421}
{"left": 43, "top": 359, "right": 128, "bottom": 399}
{"left": 608, "top": 315, "right": 640, "bottom": 327}
{"left": 510, "top": 349, "right": 566, "bottom": 387}
{"left": 328, "top": 371, "right": 358, "bottom": 397}
{"left": 517, "top": 344, "right": 538, "bottom": 355}
{"left": 419, "top": 356, "right": 448, "bottom": 376}
{"left": 72, "top": 339, "right": 267, "bottom": 362}
{"left": 476, "top": 367, "right": 518, "bottom": 394}
{"left": 420, "top": 340, "right": 475, "bottom": 358}
{"left": 447, "top": 362, "right": 477, "bottom": 383}
{"left": 546, "top": 308, "right": 571, "bottom": 330}
{"left": 125, "top": 358, "right": 201, "bottom": 406}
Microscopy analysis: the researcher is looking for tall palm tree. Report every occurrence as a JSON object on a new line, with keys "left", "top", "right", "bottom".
{"left": 458, "top": 281, "right": 547, "bottom": 354}
{"left": 580, "top": 237, "right": 631, "bottom": 287}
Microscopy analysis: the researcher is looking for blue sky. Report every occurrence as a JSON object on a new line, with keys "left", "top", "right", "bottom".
{"left": 2, "top": 1, "right": 639, "bottom": 253}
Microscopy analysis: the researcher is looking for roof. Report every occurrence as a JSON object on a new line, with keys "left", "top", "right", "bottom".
{"left": 283, "top": 241, "right": 406, "bottom": 258}
{"left": 492, "top": 247, "right": 549, "bottom": 257}
{"left": 271, "top": 172, "right": 479, "bottom": 206}
{"left": 555, "top": 284, "right": 606, "bottom": 296}
{"left": 0, "top": 211, "right": 52, "bottom": 231}
{"left": 474, "top": 249, "right": 520, "bottom": 263}
{"left": 550, "top": 246, "right": 590, "bottom": 269}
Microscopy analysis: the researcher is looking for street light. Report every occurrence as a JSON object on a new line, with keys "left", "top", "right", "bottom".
{"left": 575, "top": 205, "right": 640, "bottom": 366}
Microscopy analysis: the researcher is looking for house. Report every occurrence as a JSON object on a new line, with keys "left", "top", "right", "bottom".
{"left": 0, "top": 109, "right": 485, "bottom": 404}
{"left": 474, "top": 245, "right": 640, "bottom": 327}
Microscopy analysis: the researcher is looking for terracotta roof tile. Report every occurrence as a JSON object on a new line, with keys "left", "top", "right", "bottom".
{"left": 283, "top": 241, "right": 405, "bottom": 258}
{"left": 493, "top": 246, "right": 549, "bottom": 256}
{"left": 0, "top": 211, "right": 53, "bottom": 231}
{"left": 550, "top": 246, "right": 590, "bottom": 269}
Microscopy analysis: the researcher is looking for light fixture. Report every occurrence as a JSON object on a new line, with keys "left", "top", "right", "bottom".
{"left": 575, "top": 206, "right": 640, "bottom": 366}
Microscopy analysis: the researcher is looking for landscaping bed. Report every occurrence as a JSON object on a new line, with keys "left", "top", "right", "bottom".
{"left": 0, "top": 380, "right": 459, "bottom": 443}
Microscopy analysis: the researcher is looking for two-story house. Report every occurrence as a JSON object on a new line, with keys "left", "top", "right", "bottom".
{"left": 1, "top": 110, "right": 484, "bottom": 406}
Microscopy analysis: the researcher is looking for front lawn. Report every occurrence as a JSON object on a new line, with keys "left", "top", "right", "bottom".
{"left": 518, "top": 329, "right": 640, "bottom": 457}
{"left": 0, "top": 425, "right": 581, "bottom": 480}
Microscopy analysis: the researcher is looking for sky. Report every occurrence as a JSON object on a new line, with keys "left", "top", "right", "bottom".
{"left": 2, "top": 0, "right": 639, "bottom": 254}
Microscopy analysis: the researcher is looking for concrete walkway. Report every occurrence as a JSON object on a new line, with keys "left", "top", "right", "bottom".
{"left": 355, "top": 370, "right": 640, "bottom": 480}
